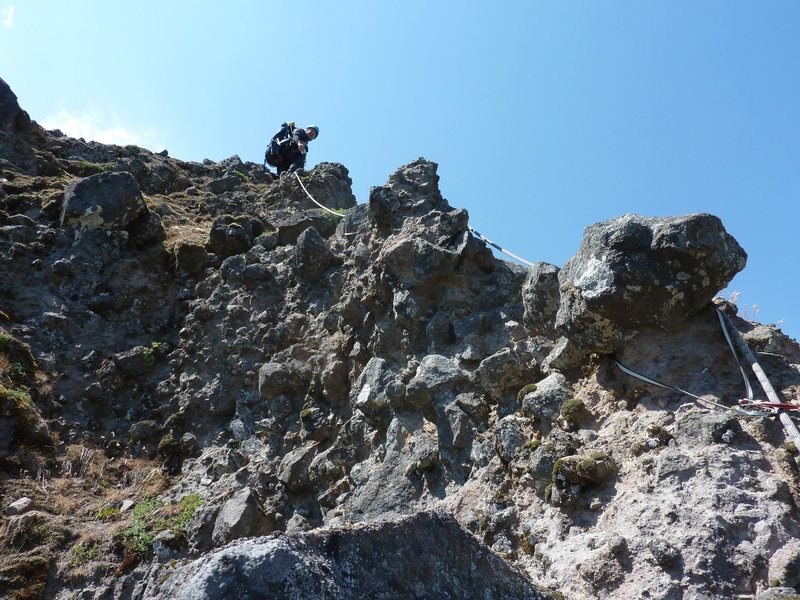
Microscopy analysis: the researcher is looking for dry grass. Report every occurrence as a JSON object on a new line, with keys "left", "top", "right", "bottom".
{"left": 0, "top": 442, "right": 171, "bottom": 595}
{"left": 164, "top": 223, "right": 212, "bottom": 247}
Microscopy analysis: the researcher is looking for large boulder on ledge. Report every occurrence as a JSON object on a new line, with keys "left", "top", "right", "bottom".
{"left": 555, "top": 213, "right": 746, "bottom": 353}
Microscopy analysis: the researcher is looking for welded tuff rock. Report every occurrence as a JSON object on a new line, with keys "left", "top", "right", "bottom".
{"left": 555, "top": 213, "right": 747, "bottom": 353}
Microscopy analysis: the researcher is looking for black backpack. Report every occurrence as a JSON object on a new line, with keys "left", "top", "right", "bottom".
{"left": 264, "top": 122, "right": 295, "bottom": 167}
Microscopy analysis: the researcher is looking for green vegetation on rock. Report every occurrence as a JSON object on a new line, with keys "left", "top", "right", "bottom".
{"left": 71, "top": 540, "right": 100, "bottom": 566}
{"left": 115, "top": 494, "right": 203, "bottom": 558}
{"left": 517, "top": 383, "right": 537, "bottom": 404}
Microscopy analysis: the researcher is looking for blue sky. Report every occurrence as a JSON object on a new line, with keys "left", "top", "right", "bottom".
{"left": 2, "top": 1, "right": 798, "bottom": 340}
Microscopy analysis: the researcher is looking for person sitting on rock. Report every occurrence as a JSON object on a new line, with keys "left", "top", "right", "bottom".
{"left": 265, "top": 123, "right": 319, "bottom": 178}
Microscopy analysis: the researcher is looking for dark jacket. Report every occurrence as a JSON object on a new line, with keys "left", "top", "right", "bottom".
{"left": 279, "top": 126, "right": 311, "bottom": 174}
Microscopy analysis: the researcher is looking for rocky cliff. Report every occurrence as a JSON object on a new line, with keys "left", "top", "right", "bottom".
{"left": 2, "top": 77, "right": 800, "bottom": 600}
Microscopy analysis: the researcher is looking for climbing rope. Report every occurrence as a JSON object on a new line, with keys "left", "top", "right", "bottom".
{"left": 612, "top": 358, "right": 764, "bottom": 416}
{"left": 293, "top": 172, "right": 345, "bottom": 218}
{"left": 468, "top": 226, "right": 535, "bottom": 268}
{"left": 614, "top": 307, "right": 800, "bottom": 451}
{"left": 292, "top": 171, "right": 356, "bottom": 237}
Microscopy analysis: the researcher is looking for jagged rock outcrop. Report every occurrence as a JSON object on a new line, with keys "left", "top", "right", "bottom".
{"left": 0, "top": 77, "right": 31, "bottom": 132}
{"left": 1, "top": 79, "right": 799, "bottom": 600}
{"left": 555, "top": 213, "right": 747, "bottom": 353}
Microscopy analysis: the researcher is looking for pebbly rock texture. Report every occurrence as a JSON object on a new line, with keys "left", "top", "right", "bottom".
{"left": 2, "top": 79, "right": 800, "bottom": 600}
{"left": 555, "top": 213, "right": 747, "bottom": 353}
{"left": 141, "top": 511, "right": 547, "bottom": 600}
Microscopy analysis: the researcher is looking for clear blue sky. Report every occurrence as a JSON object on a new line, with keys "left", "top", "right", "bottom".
{"left": 2, "top": 1, "right": 798, "bottom": 340}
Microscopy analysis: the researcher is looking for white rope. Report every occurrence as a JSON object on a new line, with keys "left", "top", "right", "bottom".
{"left": 292, "top": 171, "right": 357, "bottom": 237}
{"left": 468, "top": 226, "right": 535, "bottom": 268}
{"left": 613, "top": 358, "right": 745, "bottom": 414}
{"left": 294, "top": 171, "right": 345, "bottom": 218}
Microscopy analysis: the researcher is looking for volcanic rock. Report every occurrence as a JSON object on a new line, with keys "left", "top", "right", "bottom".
{"left": 555, "top": 213, "right": 746, "bottom": 353}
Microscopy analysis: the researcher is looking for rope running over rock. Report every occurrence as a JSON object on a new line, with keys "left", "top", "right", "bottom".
{"left": 467, "top": 226, "right": 535, "bottom": 268}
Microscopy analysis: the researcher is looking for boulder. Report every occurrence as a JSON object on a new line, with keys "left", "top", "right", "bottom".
{"left": 143, "top": 511, "right": 546, "bottom": 600}
{"left": 494, "top": 416, "right": 530, "bottom": 463}
{"left": 275, "top": 211, "right": 336, "bottom": 245}
{"left": 128, "top": 210, "right": 166, "bottom": 247}
{"left": 378, "top": 236, "right": 460, "bottom": 288}
{"left": 112, "top": 345, "right": 161, "bottom": 378}
{"left": 403, "top": 354, "right": 469, "bottom": 410}
{"left": 521, "top": 372, "right": 572, "bottom": 422}
{"left": 5, "top": 497, "right": 33, "bottom": 516}
{"left": 60, "top": 171, "right": 147, "bottom": 231}
{"left": 174, "top": 241, "right": 207, "bottom": 275}
{"left": 277, "top": 442, "right": 318, "bottom": 491}
{"left": 541, "top": 336, "right": 586, "bottom": 375}
{"left": 553, "top": 451, "right": 617, "bottom": 486}
{"left": 211, "top": 487, "right": 272, "bottom": 545}
{"left": 208, "top": 215, "right": 264, "bottom": 258}
{"left": 473, "top": 348, "right": 535, "bottom": 401}
{"left": 129, "top": 420, "right": 159, "bottom": 442}
{"left": 258, "top": 360, "right": 313, "bottom": 401}
{"left": 673, "top": 412, "right": 742, "bottom": 446}
{"left": 294, "top": 162, "right": 357, "bottom": 212}
{"left": 294, "top": 227, "right": 339, "bottom": 282}
{"left": 439, "top": 401, "right": 473, "bottom": 449}
{"left": 352, "top": 358, "right": 396, "bottom": 422}
{"left": 0, "top": 386, "right": 51, "bottom": 451}
{"left": 555, "top": 213, "right": 746, "bottom": 353}
{"left": 206, "top": 174, "right": 240, "bottom": 194}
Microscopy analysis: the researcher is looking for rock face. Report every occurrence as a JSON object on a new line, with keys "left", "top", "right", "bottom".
{"left": 143, "top": 512, "right": 547, "bottom": 600}
{"left": 2, "top": 79, "right": 800, "bottom": 600}
{"left": 522, "top": 262, "right": 561, "bottom": 337}
{"left": 555, "top": 213, "right": 747, "bottom": 353}
{"left": 0, "top": 77, "right": 31, "bottom": 131}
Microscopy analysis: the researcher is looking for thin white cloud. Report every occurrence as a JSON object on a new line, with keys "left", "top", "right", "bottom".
{"left": 2, "top": 5, "right": 15, "bottom": 28}
{"left": 40, "top": 107, "right": 164, "bottom": 150}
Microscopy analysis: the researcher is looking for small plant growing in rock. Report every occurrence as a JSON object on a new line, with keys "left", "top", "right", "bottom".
{"left": 116, "top": 498, "right": 163, "bottom": 557}
{"left": 77, "top": 159, "right": 116, "bottom": 175}
{"left": 523, "top": 438, "right": 541, "bottom": 451}
{"left": 781, "top": 441, "right": 799, "bottom": 456}
{"left": 114, "top": 494, "right": 202, "bottom": 560}
{"left": 517, "top": 383, "right": 537, "bottom": 404}
{"left": 141, "top": 342, "right": 164, "bottom": 367}
{"left": 71, "top": 540, "right": 100, "bottom": 566}
{"left": 10, "top": 362, "right": 26, "bottom": 378}
{"left": 97, "top": 506, "right": 121, "bottom": 521}
{"left": 558, "top": 398, "right": 589, "bottom": 431}
{"left": 631, "top": 424, "right": 672, "bottom": 455}
{"left": 174, "top": 493, "right": 203, "bottom": 532}
{"left": 323, "top": 207, "right": 347, "bottom": 223}
{"left": 582, "top": 353, "right": 600, "bottom": 378}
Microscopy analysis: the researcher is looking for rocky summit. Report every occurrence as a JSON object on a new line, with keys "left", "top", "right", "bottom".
{"left": 1, "top": 77, "right": 800, "bottom": 600}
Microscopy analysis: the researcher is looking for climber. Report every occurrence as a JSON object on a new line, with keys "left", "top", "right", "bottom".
{"left": 264, "top": 122, "right": 319, "bottom": 178}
